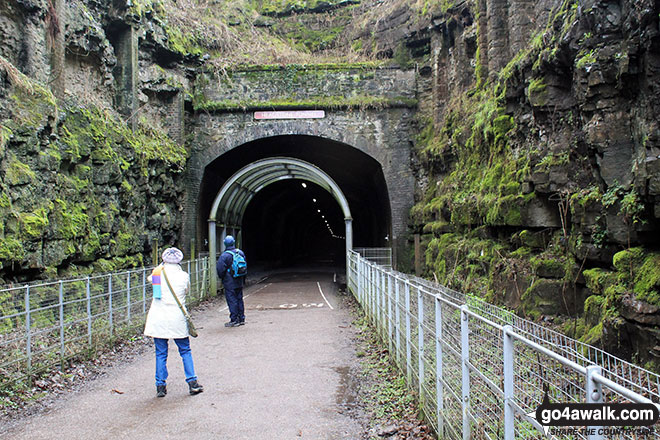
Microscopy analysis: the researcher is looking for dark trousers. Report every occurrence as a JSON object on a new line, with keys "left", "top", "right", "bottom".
{"left": 224, "top": 286, "right": 245, "bottom": 323}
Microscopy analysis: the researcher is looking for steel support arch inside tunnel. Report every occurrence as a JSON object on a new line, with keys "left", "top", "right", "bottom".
{"left": 207, "top": 157, "right": 353, "bottom": 294}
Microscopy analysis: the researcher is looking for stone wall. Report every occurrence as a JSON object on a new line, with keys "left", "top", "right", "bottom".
{"left": 195, "top": 64, "right": 416, "bottom": 109}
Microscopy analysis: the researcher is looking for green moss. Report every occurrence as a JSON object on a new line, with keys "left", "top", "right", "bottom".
{"left": 166, "top": 26, "right": 204, "bottom": 57}
{"left": 255, "top": 0, "right": 355, "bottom": 16}
{"left": 527, "top": 77, "right": 548, "bottom": 107}
{"left": 0, "top": 192, "right": 10, "bottom": 209}
{"left": 121, "top": 180, "right": 133, "bottom": 193}
{"left": 19, "top": 208, "right": 49, "bottom": 239}
{"left": 62, "top": 106, "right": 187, "bottom": 174}
{"left": 0, "top": 124, "right": 11, "bottom": 156}
{"left": 0, "top": 236, "right": 24, "bottom": 262}
{"left": 279, "top": 21, "right": 346, "bottom": 52}
{"left": 110, "top": 229, "right": 139, "bottom": 256}
{"left": 576, "top": 49, "right": 597, "bottom": 70}
{"left": 581, "top": 321, "right": 603, "bottom": 345}
{"left": 632, "top": 253, "right": 660, "bottom": 306}
{"left": 52, "top": 199, "right": 89, "bottom": 240}
{"left": 5, "top": 157, "right": 36, "bottom": 186}
{"left": 530, "top": 256, "right": 566, "bottom": 278}
{"left": 228, "top": 61, "right": 383, "bottom": 72}
{"left": 517, "top": 230, "right": 546, "bottom": 249}
{"left": 583, "top": 294, "right": 606, "bottom": 327}
{"left": 612, "top": 247, "right": 645, "bottom": 273}
{"left": 7, "top": 80, "right": 57, "bottom": 129}
{"left": 583, "top": 268, "right": 617, "bottom": 294}
{"left": 194, "top": 95, "right": 417, "bottom": 111}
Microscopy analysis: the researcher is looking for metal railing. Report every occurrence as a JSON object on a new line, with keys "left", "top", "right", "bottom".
{"left": 347, "top": 250, "right": 660, "bottom": 440}
{"left": 0, "top": 257, "right": 209, "bottom": 391}
{"left": 354, "top": 247, "right": 393, "bottom": 268}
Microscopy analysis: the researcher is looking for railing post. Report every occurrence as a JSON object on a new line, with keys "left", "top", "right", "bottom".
{"left": 586, "top": 365, "right": 604, "bottom": 440}
{"left": 460, "top": 304, "right": 470, "bottom": 440}
{"left": 142, "top": 269, "right": 147, "bottom": 315}
{"left": 435, "top": 296, "right": 444, "bottom": 437}
{"left": 59, "top": 281, "right": 64, "bottom": 369}
{"left": 405, "top": 282, "right": 411, "bottom": 384}
{"left": 370, "top": 265, "right": 375, "bottom": 321}
{"left": 379, "top": 270, "right": 384, "bottom": 334}
{"left": 25, "top": 286, "right": 32, "bottom": 386}
{"left": 108, "top": 276, "right": 113, "bottom": 337}
{"left": 374, "top": 265, "right": 382, "bottom": 328}
{"left": 503, "top": 325, "right": 515, "bottom": 440}
{"left": 86, "top": 277, "right": 92, "bottom": 350}
{"left": 387, "top": 272, "right": 393, "bottom": 356}
{"left": 126, "top": 272, "right": 131, "bottom": 322}
{"left": 357, "top": 258, "right": 362, "bottom": 304}
{"left": 187, "top": 261, "right": 192, "bottom": 302}
{"left": 418, "top": 286, "right": 424, "bottom": 402}
{"left": 395, "top": 278, "right": 401, "bottom": 367}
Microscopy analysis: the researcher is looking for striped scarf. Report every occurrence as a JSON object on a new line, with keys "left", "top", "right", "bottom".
{"left": 151, "top": 266, "right": 163, "bottom": 299}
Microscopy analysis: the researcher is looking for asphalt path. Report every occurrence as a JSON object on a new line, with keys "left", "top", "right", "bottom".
{"left": 4, "top": 270, "right": 364, "bottom": 440}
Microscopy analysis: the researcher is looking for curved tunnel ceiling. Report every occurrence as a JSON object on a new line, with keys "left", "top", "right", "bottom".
{"left": 209, "top": 157, "right": 352, "bottom": 227}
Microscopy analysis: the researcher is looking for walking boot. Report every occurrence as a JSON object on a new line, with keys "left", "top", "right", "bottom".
{"left": 224, "top": 321, "right": 239, "bottom": 327}
{"left": 156, "top": 385, "right": 167, "bottom": 398}
{"left": 188, "top": 380, "right": 204, "bottom": 395}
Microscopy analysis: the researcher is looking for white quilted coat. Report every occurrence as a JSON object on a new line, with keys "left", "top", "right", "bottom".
{"left": 144, "top": 263, "right": 191, "bottom": 339}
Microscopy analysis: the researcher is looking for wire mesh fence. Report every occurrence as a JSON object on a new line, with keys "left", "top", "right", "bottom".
{"left": 0, "top": 257, "right": 209, "bottom": 392}
{"left": 347, "top": 250, "right": 660, "bottom": 440}
{"left": 354, "top": 247, "right": 393, "bottom": 268}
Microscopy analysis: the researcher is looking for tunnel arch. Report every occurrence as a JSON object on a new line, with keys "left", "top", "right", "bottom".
{"left": 186, "top": 113, "right": 415, "bottom": 274}
{"left": 207, "top": 157, "right": 354, "bottom": 269}
{"left": 200, "top": 135, "right": 395, "bottom": 294}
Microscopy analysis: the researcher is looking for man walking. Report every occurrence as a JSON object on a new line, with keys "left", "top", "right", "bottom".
{"left": 216, "top": 235, "right": 246, "bottom": 327}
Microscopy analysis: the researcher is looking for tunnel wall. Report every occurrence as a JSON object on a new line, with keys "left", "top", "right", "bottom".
{"left": 185, "top": 107, "right": 416, "bottom": 267}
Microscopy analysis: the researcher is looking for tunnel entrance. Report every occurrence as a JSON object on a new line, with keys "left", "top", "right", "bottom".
{"left": 199, "top": 135, "right": 392, "bottom": 273}
{"left": 242, "top": 179, "right": 345, "bottom": 268}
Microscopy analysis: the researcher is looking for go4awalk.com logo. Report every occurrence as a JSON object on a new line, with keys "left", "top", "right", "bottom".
{"left": 527, "top": 390, "right": 659, "bottom": 437}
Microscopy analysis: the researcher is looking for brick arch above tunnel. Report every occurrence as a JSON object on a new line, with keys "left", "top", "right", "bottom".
{"left": 185, "top": 108, "right": 416, "bottom": 269}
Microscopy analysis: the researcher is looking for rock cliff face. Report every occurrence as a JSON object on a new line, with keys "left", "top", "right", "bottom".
{"left": 410, "top": 0, "right": 660, "bottom": 369}
{"left": 0, "top": 0, "right": 189, "bottom": 283}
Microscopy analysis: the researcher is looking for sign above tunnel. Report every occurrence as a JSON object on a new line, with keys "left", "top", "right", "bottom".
{"left": 254, "top": 110, "right": 326, "bottom": 120}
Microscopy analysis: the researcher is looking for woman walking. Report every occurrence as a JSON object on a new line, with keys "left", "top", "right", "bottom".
{"left": 144, "top": 247, "right": 203, "bottom": 397}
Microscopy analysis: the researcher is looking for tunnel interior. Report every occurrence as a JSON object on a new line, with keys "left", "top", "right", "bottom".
{"left": 199, "top": 135, "right": 392, "bottom": 270}
{"left": 242, "top": 179, "right": 346, "bottom": 267}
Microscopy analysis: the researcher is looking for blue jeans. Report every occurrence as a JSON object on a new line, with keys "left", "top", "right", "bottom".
{"left": 154, "top": 337, "right": 197, "bottom": 386}
{"left": 224, "top": 286, "right": 245, "bottom": 323}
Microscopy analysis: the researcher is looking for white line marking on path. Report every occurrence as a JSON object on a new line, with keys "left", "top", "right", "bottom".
{"left": 219, "top": 282, "right": 271, "bottom": 312}
{"left": 317, "top": 282, "right": 334, "bottom": 310}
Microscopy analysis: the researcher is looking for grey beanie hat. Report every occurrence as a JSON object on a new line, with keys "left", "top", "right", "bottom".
{"left": 162, "top": 247, "right": 184, "bottom": 264}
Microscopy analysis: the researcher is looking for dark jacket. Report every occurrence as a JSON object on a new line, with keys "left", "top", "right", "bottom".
{"left": 216, "top": 245, "right": 246, "bottom": 290}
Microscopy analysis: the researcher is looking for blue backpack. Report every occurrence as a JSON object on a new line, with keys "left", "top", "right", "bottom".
{"left": 228, "top": 249, "right": 247, "bottom": 278}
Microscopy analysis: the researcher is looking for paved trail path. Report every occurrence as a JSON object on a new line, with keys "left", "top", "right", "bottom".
{"left": 5, "top": 271, "right": 363, "bottom": 440}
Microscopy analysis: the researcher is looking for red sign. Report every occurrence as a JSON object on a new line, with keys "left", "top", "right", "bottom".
{"left": 254, "top": 110, "right": 326, "bottom": 120}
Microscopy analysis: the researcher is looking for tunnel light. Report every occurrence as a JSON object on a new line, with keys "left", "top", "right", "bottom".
{"left": 312, "top": 198, "right": 316, "bottom": 202}
{"left": 321, "top": 215, "right": 324, "bottom": 218}
{"left": 317, "top": 209, "right": 321, "bottom": 213}
{"left": 301, "top": 182, "right": 307, "bottom": 188}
